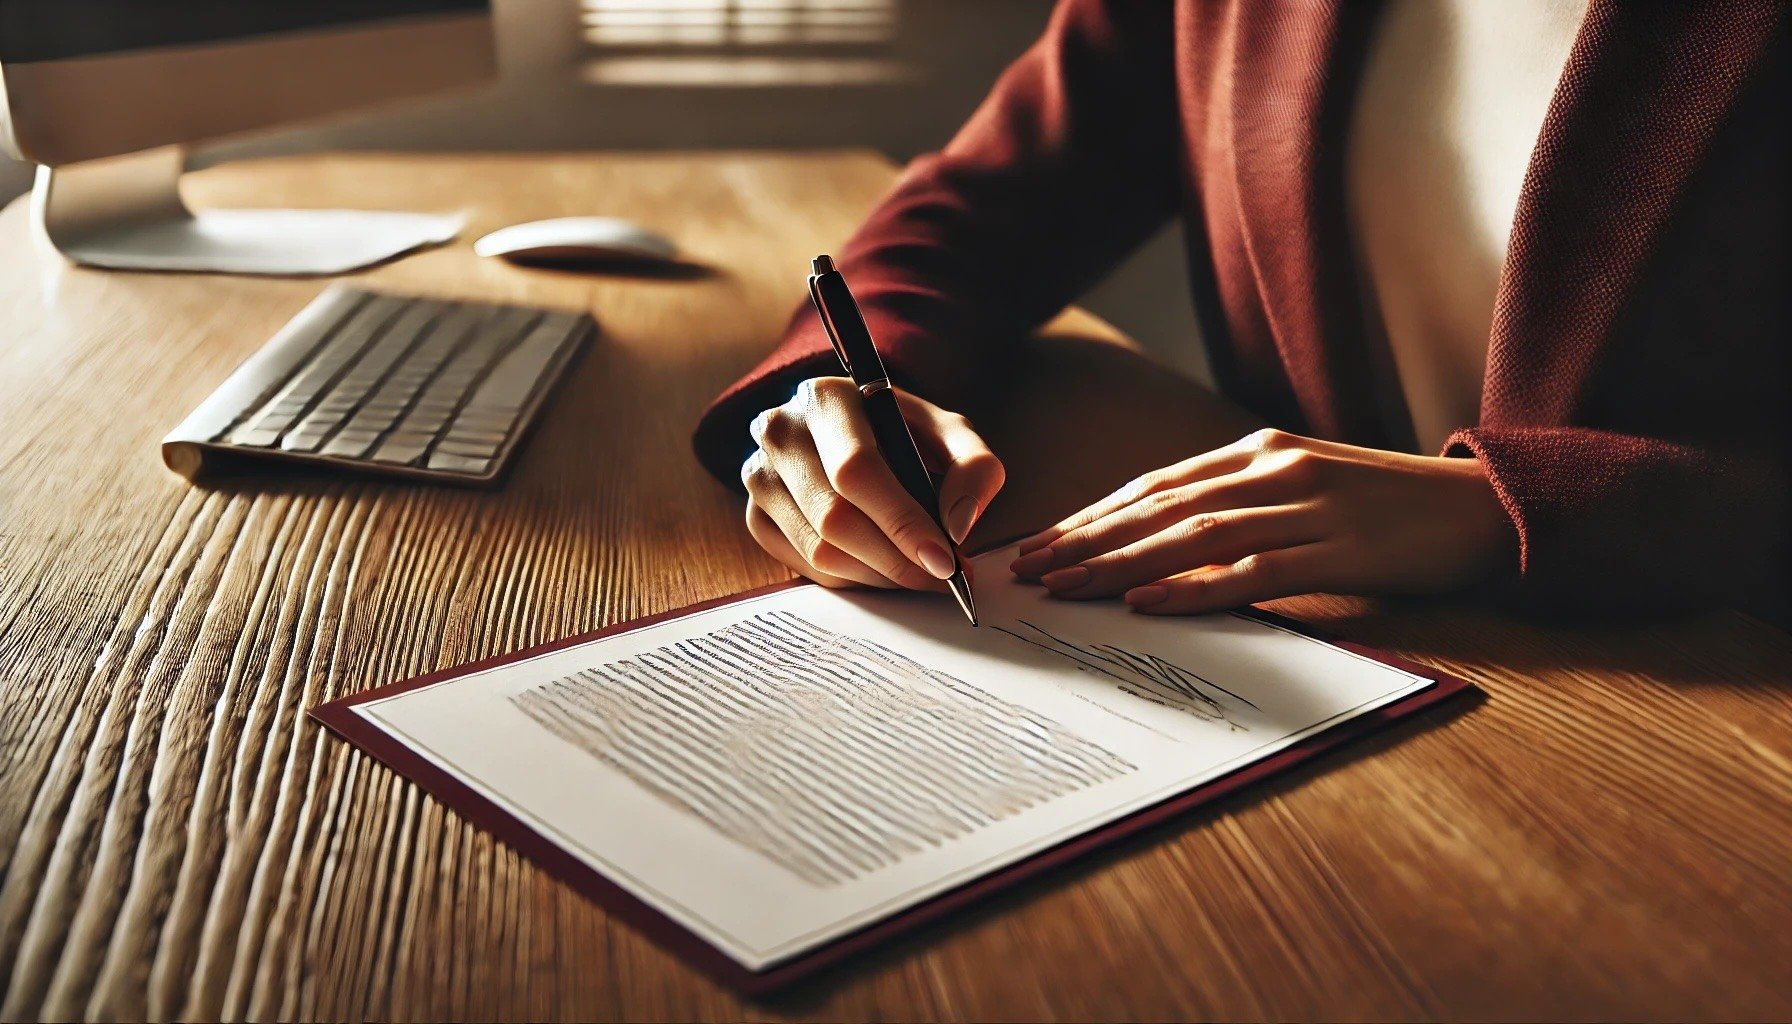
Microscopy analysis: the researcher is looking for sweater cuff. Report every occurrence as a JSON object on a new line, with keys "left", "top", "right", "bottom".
{"left": 1442, "top": 428, "right": 1531, "bottom": 587}
{"left": 1441, "top": 425, "right": 1790, "bottom": 617}
{"left": 691, "top": 345, "right": 841, "bottom": 490}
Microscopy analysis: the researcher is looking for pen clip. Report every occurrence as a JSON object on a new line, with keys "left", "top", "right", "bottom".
{"left": 807, "top": 270, "right": 856, "bottom": 381}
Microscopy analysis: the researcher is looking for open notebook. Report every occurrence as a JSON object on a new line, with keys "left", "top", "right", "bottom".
{"left": 313, "top": 545, "right": 1469, "bottom": 991}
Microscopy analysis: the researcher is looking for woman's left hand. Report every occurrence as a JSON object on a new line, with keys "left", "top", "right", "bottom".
{"left": 1009, "top": 428, "right": 1514, "bottom": 614}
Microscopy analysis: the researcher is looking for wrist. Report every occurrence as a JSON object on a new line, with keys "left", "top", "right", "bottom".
{"left": 1441, "top": 454, "right": 1520, "bottom": 582}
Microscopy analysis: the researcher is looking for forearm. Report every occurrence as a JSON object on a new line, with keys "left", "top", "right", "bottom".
{"left": 691, "top": 0, "right": 1181, "bottom": 487}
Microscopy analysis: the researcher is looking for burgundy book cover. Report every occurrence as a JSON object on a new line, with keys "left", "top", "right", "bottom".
{"left": 311, "top": 577, "right": 1474, "bottom": 995}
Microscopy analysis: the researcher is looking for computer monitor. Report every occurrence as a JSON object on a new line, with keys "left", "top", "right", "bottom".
{"left": 0, "top": 2, "right": 497, "bottom": 274}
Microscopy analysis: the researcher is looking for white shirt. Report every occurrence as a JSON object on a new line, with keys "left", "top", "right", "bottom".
{"left": 1346, "top": 0, "right": 1589, "bottom": 452}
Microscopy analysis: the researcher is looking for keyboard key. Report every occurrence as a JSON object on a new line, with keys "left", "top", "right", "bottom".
{"left": 281, "top": 298, "right": 447, "bottom": 453}
{"left": 318, "top": 302, "right": 481, "bottom": 460}
{"left": 226, "top": 295, "right": 408, "bottom": 449}
{"left": 425, "top": 312, "right": 587, "bottom": 473}
{"left": 162, "top": 286, "right": 594, "bottom": 484}
{"left": 200, "top": 287, "right": 371, "bottom": 444}
{"left": 422, "top": 452, "right": 494, "bottom": 476}
{"left": 368, "top": 306, "right": 537, "bottom": 467}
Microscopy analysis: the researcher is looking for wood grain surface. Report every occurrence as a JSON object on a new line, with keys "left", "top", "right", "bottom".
{"left": 2, "top": 151, "right": 1790, "bottom": 1022}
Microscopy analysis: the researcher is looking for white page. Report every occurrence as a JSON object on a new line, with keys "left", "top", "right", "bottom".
{"left": 354, "top": 546, "right": 1432, "bottom": 971}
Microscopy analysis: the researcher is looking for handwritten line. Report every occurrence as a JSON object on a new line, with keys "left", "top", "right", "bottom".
{"left": 510, "top": 612, "right": 1137, "bottom": 886}
{"left": 991, "top": 620, "right": 1258, "bottom": 722}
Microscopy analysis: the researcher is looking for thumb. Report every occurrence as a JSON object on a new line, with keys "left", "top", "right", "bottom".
{"left": 900, "top": 395, "right": 1005, "bottom": 545}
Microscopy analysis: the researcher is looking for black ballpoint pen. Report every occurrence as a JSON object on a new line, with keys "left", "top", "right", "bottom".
{"left": 807, "top": 255, "right": 978, "bottom": 626}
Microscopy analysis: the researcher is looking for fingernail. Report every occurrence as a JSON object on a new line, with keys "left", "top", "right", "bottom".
{"left": 1041, "top": 565, "right": 1091, "bottom": 592}
{"left": 1015, "top": 533, "right": 1052, "bottom": 555}
{"left": 1126, "top": 585, "right": 1167, "bottom": 608}
{"left": 1009, "top": 548, "right": 1054, "bottom": 578}
{"left": 917, "top": 541, "right": 955, "bottom": 580}
{"left": 946, "top": 496, "right": 978, "bottom": 545}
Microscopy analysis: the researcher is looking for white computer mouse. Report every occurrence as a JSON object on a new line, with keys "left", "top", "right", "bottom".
{"left": 473, "top": 217, "right": 679, "bottom": 266}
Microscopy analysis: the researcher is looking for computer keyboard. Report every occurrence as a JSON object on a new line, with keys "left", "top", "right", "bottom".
{"left": 162, "top": 285, "right": 595, "bottom": 485}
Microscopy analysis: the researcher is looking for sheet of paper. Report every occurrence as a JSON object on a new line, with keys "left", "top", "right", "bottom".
{"left": 352, "top": 546, "right": 1432, "bottom": 971}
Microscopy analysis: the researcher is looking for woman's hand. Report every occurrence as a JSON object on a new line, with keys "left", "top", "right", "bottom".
{"left": 1010, "top": 428, "right": 1513, "bottom": 614}
{"left": 742, "top": 377, "right": 1006, "bottom": 590}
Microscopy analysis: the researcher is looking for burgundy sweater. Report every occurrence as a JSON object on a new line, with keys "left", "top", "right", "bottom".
{"left": 693, "top": 0, "right": 1790, "bottom": 619}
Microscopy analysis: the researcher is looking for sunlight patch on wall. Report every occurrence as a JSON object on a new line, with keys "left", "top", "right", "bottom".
{"left": 581, "top": 0, "right": 904, "bottom": 86}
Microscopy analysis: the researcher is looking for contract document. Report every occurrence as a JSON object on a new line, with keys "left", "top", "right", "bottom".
{"left": 313, "top": 546, "right": 1468, "bottom": 990}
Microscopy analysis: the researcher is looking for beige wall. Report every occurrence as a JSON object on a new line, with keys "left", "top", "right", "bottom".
{"left": 201, "top": 1, "right": 1053, "bottom": 163}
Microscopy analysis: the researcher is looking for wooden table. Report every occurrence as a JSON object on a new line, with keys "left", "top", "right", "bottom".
{"left": 3, "top": 151, "right": 1791, "bottom": 1022}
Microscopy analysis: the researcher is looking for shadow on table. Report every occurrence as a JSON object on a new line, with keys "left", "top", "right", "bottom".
{"left": 491, "top": 254, "right": 722, "bottom": 281}
{"left": 965, "top": 323, "right": 1263, "bottom": 546}
{"left": 1266, "top": 590, "right": 1792, "bottom": 689}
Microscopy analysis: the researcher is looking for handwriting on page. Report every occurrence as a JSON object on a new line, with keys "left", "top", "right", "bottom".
{"left": 510, "top": 611, "right": 1137, "bottom": 886}
{"left": 991, "top": 620, "right": 1257, "bottom": 727}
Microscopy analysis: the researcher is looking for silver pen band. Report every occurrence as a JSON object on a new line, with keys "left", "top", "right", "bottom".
{"left": 858, "top": 378, "right": 892, "bottom": 398}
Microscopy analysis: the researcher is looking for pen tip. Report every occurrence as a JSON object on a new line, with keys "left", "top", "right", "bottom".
{"left": 812, "top": 255, "right": 835, "bottom": 274}
{"left": 949, "top": 578, "right": 978, "bottom": 628}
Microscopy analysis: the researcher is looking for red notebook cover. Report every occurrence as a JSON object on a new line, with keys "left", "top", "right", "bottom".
{"left": 311, "top": 578, "right": 1474, "bottom": 995}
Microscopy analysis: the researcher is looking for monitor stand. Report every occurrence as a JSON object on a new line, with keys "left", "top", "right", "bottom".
{"left": 32, "top": 146, "right": 462, "bottom": 276}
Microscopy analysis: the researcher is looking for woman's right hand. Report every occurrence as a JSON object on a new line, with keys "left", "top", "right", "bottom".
{"left": 741, "top": 376, "right": 1006, "bottom": 590}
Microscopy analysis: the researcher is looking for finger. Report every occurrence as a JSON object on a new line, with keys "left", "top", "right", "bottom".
{"left": 797, "top": 380, "right": 957, "bottom": 580}
{"left": 1011, "top": 468, "right": 1295, "bottom": 580}
{"left": 754, "top": 416, "right": 940, "bottom": 591}
{"left": 1014, "top": 429, "right": 1288, "bottom": 556}
{"left": 745, "top": 504, "right": 865, "bottom": 589}
{"left": 1040, "top": 504, "right": 1324, "bottom": 599}
{"left": 899, "top": 393, "right": 1005, "bottom": 544}
{"left": 1124, "top": 542, "right": 1340, "bottom": 615}
{"left": 742, "top": 451, "right": 898, "bottom": 589}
